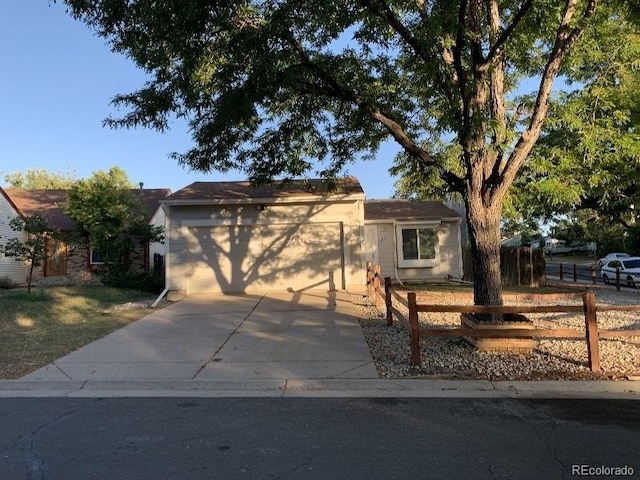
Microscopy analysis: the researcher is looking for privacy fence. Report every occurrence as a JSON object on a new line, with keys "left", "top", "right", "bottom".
{"left": 366, "top": 263, "right": 640, "bottom": 373}
{"left": 462, "top": 246, "right": 546, "bottom": 287}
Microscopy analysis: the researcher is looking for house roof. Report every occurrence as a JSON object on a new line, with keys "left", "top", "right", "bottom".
{"left": 130, "top": 189, "right": 172, "bottom": 220}
{"left": 2, "top": 188, "right": 171, "bottom": 232}
{"left": 165, "top": 178, "right": 365, "bottom": 202}
{"left": 364, "top": 199, "right": 461, "bottom": 222}
{"left": 2, "top": 189, "right": 75, "bottom": 231}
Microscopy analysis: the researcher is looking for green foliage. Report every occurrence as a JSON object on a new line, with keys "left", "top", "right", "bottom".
{"left": 0, "top": 215, "right": 57, "bottom": 293}
{"left": 100, "top": 267, "right": 165, "bottom": 293}
{"left": 507, "top": 10, "right": 640, "bottom": 228}
{"left": 549, "top": 210, "right": 639, "bottom": 256}
{"left": 3, "top": 168, "right": 77, "bottom": 189}
{"left": 65, "top": 167, "right": 164, "bottom": 271}
{"left": 61, "top": 0, "right": 606, "bottom": 185}
{"left": 0, "top": 276, "right": 18, "bottom": 290}
{"left": 391, "top": 142, "right": 464, "bottom": 201}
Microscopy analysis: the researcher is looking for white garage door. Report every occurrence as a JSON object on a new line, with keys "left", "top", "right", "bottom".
{"left": 186, "top": 223, "right": 344, "bottom": 293}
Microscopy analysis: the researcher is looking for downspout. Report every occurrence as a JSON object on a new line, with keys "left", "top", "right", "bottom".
{"left": 392, "top": 221, "right": 405, "bottom": 286}
{"left": 152, "top": 202, "right": 170, "bottom": 308}
{"left": 151, "top": 288, "right": 168, "bottom": 308}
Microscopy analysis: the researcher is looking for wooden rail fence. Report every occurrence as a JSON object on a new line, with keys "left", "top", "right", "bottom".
{"left": 365, "top": 263, "right": 640, "bottom": 372}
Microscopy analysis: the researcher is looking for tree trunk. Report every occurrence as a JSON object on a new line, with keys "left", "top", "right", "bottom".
{"left": 27, "top": 260, "right": 35, "bottom": 294}
{"left": 465, "top": 190, "right": 503, "bottom": 312}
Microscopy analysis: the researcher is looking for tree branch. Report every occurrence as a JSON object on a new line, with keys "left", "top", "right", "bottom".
{"left": 285, "top": 32, "right": 466, "bottom": 192}
{"left": 487, "top": 0, "right": 507, "bottom": 184}
{"left": 479, "top": 0, "right": 534, "bottom": 72}
{"left": 416, "top": 0, "right": 428, "bottom": 21}
{"left": 453, "top": 0, "right": 471, "bottom": 136}
{"left": 496, "top": 0, "right": 598, "bottom": 199}
{"left": 358, "top": 0, "right": 431, "bottom": 64}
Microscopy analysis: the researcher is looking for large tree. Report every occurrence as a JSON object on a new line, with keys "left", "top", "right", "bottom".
{"left": 392, "top": 6, "right": 639, "bottom": 248}
{"left": 63, "top": 0, "right": 618, "bottom": 308}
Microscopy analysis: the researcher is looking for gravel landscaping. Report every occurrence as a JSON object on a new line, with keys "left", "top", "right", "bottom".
{"left": 353, "top": 287, "right": 640, "bottom": 381}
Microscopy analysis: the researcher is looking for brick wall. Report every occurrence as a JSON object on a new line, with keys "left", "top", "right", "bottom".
{"left": 35, "top": 238, "right": 149, "bottom": 285}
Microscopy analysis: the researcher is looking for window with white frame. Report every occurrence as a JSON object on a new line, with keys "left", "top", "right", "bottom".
{"left": 396, "top": 225, "right": 439, "bottom": 267}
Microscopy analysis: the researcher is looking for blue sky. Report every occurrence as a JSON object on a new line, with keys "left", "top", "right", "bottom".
{"left": 0, "top": 0, "right": 402, "bottom": 198}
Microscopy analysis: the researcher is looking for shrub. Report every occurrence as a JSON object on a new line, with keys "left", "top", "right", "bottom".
{"left": 0, "top": 276, "right": 18, "bottom": 290}
{"left": 100, "top": 267, "right": 165, "bottom": 293}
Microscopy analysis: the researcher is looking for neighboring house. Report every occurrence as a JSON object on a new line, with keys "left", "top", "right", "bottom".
{"left": 0, "top": 189, "right": 28, "bottom": 284}
{"left": 501, "top": 234, "right": 522, "bottom": 247}
{"left": 161, "top": 179, "right": 463, "bottom": 295}
{"left": 0, "top": 187, "right": 170, "bottom": 285}
{"left": 364, "top": 199, "right": 463, "bottom": 283}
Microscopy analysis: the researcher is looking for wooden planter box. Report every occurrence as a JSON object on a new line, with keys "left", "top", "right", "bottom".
{"left": 461, "top": 313, "right": 535, "bottom": 354}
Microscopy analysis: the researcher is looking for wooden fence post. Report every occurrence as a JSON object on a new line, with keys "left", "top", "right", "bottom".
{"left": 366, "top": 262, "right": 372, "bottom": 297}
{"left": 616, "top": 266, "right": 621, "bottom": 291}
{"left": 573, "top": 263, "right": 577, "bottom": 282}
{"left": 384, "top": 277, "right": 393, "bottom": 326}
{"left": 408, "top": 292, "right": 421, "bottom": 367}
{"left": 582, "top": 291, "right": 600, "bottom": 373}
{"left": 559, "top": 263, "right": 564, "bottom": 281}
{"left": 374, "top": 265, "right": 382, "bottom": 309}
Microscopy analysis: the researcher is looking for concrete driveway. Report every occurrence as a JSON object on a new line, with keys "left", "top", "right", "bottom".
{"left": 22, "top": 291, "right": 378, "bottom": 382}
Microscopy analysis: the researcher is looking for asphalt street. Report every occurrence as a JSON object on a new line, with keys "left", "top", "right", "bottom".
{"left": 1, "top": 397, "right": 638, "bottom": 480}
{"left": 546, "top": 261, "right": 601, "bottom": 285}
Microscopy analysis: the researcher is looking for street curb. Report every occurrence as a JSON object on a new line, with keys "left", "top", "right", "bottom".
{"left": 0, "top": 379, "right": 638, "bottom": 399}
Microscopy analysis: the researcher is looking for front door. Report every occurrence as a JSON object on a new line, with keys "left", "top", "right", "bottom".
{"left": 364, "top": 225, "right": 379, "bottom": 267}
{"left": 45, "top": 239, "right": 67, "bottom": 277}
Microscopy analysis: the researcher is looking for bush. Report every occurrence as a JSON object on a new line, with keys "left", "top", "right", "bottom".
{"left": 100, "top": 268, "right": 165, "bottom": 293}
{"left": 0, "top": 276, "right": 18, "bottom": 290}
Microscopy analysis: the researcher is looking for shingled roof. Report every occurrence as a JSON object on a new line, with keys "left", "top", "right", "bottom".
{"left": 2, "top": 188, "right": 170, "bottom": 232}
{"left": 364, "top": 199, "right": 461, "bottom": 221}
{"left": 166, "top": 178, "right": 365, "bottom": 202}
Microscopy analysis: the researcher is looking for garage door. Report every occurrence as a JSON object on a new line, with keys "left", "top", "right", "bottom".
{"left": 186, "top": 223, "right": 344, "bottom": 293}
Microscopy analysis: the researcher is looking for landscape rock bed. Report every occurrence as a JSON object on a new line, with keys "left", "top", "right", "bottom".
{"left": 353, "top": 288, "right": 640, "bottom": 381}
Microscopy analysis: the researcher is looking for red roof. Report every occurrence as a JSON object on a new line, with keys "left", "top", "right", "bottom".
{"left": 2, "top": 188, "right": 170, "bottom": 232}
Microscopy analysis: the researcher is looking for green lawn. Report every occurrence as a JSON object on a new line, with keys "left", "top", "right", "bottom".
{"left": 0, "top": 286, "right": 159, "bottom": 379}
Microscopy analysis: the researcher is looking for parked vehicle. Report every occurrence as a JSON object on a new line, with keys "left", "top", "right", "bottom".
{"left": 600, "top": 257, "right": 640, "bottom": 287}
{"left": 598, "top": 252, "right": 631, "bottom": 267}
{"left": 544, "top": 238, "right": 597, "bottom": 255}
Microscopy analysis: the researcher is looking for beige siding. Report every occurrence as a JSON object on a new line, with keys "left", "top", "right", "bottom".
{"left": 374, "top": 223, "right": 396, "bottom": 279}
{"left": 166, "top": 200, "right": 364, "bottom": 293}
{"left": 0, "top": 193, "right": 27, "bottom": 284}
{"left": 148, "top": 206, "right": 166, "bottom": 266}
{"left": 371, "top": 220, "right": 462, "bottom": 281}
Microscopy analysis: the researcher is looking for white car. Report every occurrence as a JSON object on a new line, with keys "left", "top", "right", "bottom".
{"left": 598, "top": 252, "right": 631, "bottom": 267}
{"left": 601, "top": 257, "right": 640, "bottom": 287}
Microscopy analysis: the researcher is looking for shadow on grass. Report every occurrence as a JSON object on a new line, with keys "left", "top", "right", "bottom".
{"left": 0, "top": 286, "right": 154, "bottom": 379}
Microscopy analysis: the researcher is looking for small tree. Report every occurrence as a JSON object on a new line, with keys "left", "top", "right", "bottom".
{"left": 4, "top": 167, "right": 77, "bottom": 189}
{"left": 0, "top": 215, "right": 56, "bottom": 293}
{"left": 65, "top": 167, "right": 164, "bottom": 273}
